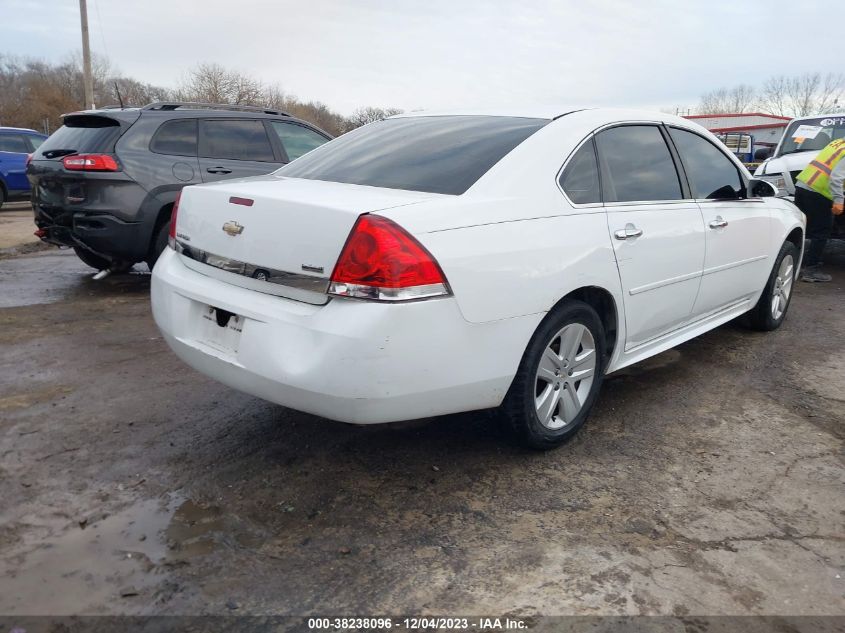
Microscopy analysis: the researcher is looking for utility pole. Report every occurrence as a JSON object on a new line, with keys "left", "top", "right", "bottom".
{"left": 79, "top": 0, "right": 94, "bottom": 109}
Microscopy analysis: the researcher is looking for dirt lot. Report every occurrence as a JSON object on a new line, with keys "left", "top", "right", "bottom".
{"left": 0, "top": 207, "right": 843, "bottom": 616}
{"left": 0, "top": 202, "right": 45, "bottom": 254}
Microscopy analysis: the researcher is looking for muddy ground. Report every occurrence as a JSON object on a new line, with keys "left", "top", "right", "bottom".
{"left": 0, "top": 216, "right": 843, "bottom": 616}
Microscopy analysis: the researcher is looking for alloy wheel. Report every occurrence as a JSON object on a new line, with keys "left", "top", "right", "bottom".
{"left": 771, "top": 254, "right": 794, "bottom": 321}
{"left": 534, "top": 323, "right": 597, "bottom": 430}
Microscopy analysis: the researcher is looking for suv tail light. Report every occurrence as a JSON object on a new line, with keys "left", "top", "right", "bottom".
{"left": 329, "top": 214, "right": 450, "bottom": 301}
{"left": 62, "top": 154, "right": 120, "bottom": 171}
{"left": 25, "top": 153, "right": 33, "bottom": 168}
{"left": 167, "top": 192, "right": 181, "bottom": 249}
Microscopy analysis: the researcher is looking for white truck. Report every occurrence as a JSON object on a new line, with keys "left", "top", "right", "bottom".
{"left": 754, "top": 113, "right": 845, "bottom": 195}
{"left": 754, "top": 113, "right": 845, "bottom": 237}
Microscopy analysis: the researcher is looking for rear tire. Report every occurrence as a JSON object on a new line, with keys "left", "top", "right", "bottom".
{"left": 146, "top": 221, "right": 170, "bottom": 271}
{"left": 0, "top": 185, "right": 6, "bottom": 209}
{"left": 500, "top": 300, "right": 606, "bottom": 450}
{"left": 746, "top": 241, "right": 798, "bottom": 331}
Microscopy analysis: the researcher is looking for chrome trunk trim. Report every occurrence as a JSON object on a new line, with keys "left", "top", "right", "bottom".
{"left": 174, "top": 240, "right": 330, "bottom": 293}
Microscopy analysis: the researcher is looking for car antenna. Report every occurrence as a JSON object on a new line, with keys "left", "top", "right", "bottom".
{"left": 114, "top": 82, "right": 124, "bottom": 109}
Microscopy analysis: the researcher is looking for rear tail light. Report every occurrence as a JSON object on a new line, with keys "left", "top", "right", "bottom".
{"left": 329, "top": 214, "right": 450, "bottom": 301}
{"left": 25, "top": 153, "right": 33, "bottom": 168}
{"left": 167, "top": 192, "right": 181, "bottom": 249}
{"left": 62, "top": 154, "right": 120, "bottom": 171}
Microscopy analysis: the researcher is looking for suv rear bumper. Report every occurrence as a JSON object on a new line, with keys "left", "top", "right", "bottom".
{"left": 29, "top": 161, "right": 159, "bottom": 263}
{"left": 34, "top": 207, "right": 144, "bottom": 261}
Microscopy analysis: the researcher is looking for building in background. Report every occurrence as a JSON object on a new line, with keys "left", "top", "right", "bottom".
{"left": 685, "top": 112, "right": 790, "bottom": 151}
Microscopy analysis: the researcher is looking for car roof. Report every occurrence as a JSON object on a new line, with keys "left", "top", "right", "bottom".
{"left": 62, "top": 104, "right": 329, "bottom": 136}
{"left": 790, "top": 113, "right": 845, "bottom": 122}
{"left": 0, "top": 126, "right": 42, "bottom": 134}
{"left": 390, "top": 106, "right": 702, "bottom": 129}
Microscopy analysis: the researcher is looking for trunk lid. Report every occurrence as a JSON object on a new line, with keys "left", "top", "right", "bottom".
{"left": 174, "top": 174, "right": 439, "bottom": 303}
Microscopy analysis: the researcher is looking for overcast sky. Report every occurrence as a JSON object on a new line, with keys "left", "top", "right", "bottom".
{"left": 2, "top": 0, "right": 841, "bottom": 115}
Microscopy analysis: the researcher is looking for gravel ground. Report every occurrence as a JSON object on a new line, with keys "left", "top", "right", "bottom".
{"left": 0, "top": 240, "right": 842, "bottom": 617}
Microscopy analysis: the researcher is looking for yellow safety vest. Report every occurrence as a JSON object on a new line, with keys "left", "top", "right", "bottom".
{"left": 797, "top": 138, "right": 845, "bottom": 200}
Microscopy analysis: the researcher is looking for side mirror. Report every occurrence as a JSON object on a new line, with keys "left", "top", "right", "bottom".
{"left": 753, "top": 147, "right": 773, "bottom": 161}
{"left": 748, "top": 178, "right": 778, "bottom": 198}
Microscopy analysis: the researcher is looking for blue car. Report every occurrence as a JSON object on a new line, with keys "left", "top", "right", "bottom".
{"left": 0, "top": 127, "right": 48, "bottom": 208}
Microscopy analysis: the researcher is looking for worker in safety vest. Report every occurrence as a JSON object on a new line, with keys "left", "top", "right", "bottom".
{"left": 794, "top": 138, "right": 845, "bottom": 282}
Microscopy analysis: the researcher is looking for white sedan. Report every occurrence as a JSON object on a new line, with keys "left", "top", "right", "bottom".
{"left": 151, "top": 108, "right": 804, "bottom": 449}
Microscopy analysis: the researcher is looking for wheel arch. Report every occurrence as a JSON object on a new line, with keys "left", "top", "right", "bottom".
{"left": 549, "top": 285, "right": 620, "bottom": 364}
{"left": 785, "top": 225, "right": 804, "bottom": 253}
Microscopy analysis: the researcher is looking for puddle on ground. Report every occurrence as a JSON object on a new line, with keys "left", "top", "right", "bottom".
{"left": 0, "top": 493, "right": 260, "bottom": 615}
{"left": 0, "top": 251, "right": 150, "bottom": 309}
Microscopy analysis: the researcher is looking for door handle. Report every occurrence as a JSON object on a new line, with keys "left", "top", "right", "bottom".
{"left": 709, "top": 216, "right": 728, "bottom": 229}
{"left": 614, "top": 223, "right": 644, "bottom": 240}
{"left": 206, "top": 167, "right": 232, "bottom": 174}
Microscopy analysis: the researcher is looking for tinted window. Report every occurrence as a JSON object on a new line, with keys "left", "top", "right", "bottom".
{"left": 669, "top": 128, "right": 743, "bottom": 199}
{"left": 269, "top": 121, "right": 328, "bottom": 161}
{"left": 151, "top": 119, "right": 198, "bottom": 156}
{"left": 38, "top": 115, "right": 121, "bottom": 156}
{"left": 279, "top": 116, "right": 549, "bottom": 195}
{"left": 0, "top": 135, "right": 30, "bottom": 153}
{"left": 560, "top": 140, "right": 601, "bottom": 204}
{"left": 201, "top": 120, "right": 274, "bottom": 161}
{"left": 596, "top": 126, "right": 682, "bottom": 202}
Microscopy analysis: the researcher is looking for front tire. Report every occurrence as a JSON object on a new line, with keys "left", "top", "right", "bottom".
{"left": 500, "top": 300, "right": 606, "bottom": 450}
{"left": 746, "top": 241, "right": 798, "bottom": 331}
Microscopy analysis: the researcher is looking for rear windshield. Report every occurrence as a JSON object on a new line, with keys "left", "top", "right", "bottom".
{"left": 277, "top": 115, "right": 549, "bottom": 195}
{"left": 39, "top": 115, "right": 122, "bottom": 157}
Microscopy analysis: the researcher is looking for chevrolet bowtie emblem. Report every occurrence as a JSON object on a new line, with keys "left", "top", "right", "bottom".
{"left": 222, "top": 221, "right": 244, "bottom": 236}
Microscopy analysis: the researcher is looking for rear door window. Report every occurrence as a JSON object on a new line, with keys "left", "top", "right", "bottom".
{"left": 668, "top": 127, "right": 744, "bottom": 199}
{"left": 199, "top": 119, "right": 275, "bottom": 162}
{"left": 269, "top": 121, "right": 329, "bottom": 161}
{"left": 559, "top": 139, "right": 601, "bottom": 204}
{"left": 150, "top": 119, "right": 198, "bottom": 156}
{"left": 0, "top": 135, "right": 30, "bottom": 153}
{"left": 595, "top": 125, "right": 683, "bottom": 202}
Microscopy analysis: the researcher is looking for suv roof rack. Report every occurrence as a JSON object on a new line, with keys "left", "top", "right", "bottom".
{"left": 142, "top": 101, "right": 291, "bottom": 117}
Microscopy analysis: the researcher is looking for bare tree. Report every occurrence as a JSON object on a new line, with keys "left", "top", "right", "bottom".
{"left": 345, "top": 106, "right": 404, "bottom": 130}
{"left": 175, "top": 63, "right": 262, "bottom": 105}
{"left": 758, "top": 75, "right": 790, "bottom": 117}
{"left": 698, "top": 84, "right": 755, "bottom": 114}
{"left": 758, "top": 73, "right": 844, "bottom": 117}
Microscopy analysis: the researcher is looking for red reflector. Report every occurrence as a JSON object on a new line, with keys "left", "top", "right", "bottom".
{"left": 168, "top": 191, "right": 182, "bottom": 249}
{"left": 329, "top": 215, "right": 449, "bottom": 301}
{"left": 62, "top": 154, "right": 119, "bottom": 171}
{"left": 229, "top": 196, "right": 254, "bottom": 207}
{"left": 34, "top": 229, "right": 46, "bottom": 238}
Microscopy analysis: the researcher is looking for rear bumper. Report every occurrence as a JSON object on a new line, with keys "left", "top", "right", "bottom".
{"left": 29, "top": 164, "right": 154, "bottom": 262}
{"left": 151, "top": 249, "right": 539, "bottom": 424}
{"left": 33, "top": 209, "right": 144, "bottom": 261}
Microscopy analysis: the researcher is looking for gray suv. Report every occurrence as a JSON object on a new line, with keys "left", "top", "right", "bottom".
{"left": 28, "top": 102, "right": 331, "bottom": 271}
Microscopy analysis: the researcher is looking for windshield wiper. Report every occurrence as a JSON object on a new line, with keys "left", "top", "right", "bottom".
{"left": 41, "top": 149, "right": 77, "bottom": 159}
{"left": 779, "top": 149, "right": 814, "bottom": 157}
